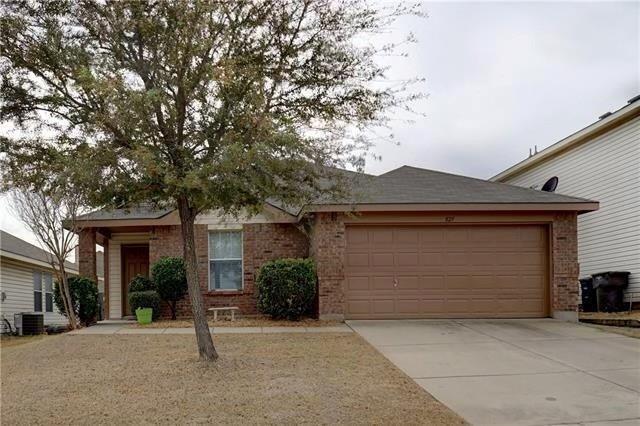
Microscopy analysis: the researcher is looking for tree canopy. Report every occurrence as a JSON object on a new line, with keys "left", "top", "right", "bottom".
{"left": 1, "top": 0, "right": 422, "bottom": 212}
{"left": 0, "top": 0, "right": 423, "bottom": 360}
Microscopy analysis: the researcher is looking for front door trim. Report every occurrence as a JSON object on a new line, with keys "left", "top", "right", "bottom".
{"left": 120, "top": 244, "right": 150, "bottom": 317}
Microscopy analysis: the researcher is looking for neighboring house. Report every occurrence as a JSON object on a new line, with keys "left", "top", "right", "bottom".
{"left": 75, "top": 166, "right": 597, "bottom": 322}
{"left": 492, "top": 96, "right": 640, "bottom": 299}
{"left": 0, "top": 230, "right": 104, "bottom": 330}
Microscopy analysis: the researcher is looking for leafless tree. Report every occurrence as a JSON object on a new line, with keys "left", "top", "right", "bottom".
{"left": 10, "top": 189, "right": 86, "bottom": 329}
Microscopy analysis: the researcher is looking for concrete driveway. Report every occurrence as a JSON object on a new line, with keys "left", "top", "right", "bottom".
{"left": 348, "top": 319, "right": 640, "bottom": 426}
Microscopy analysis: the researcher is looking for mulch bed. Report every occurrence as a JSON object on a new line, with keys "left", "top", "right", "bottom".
{"left": 579, "top": 310, "right": 640, "bottom": 328}
{"left": 129, "top": 316, "right": 340, "bottom": 328}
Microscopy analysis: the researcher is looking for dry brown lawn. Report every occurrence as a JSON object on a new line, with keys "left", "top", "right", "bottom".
{"left": 0, "top": 334, "right": 52, "bottom": 349}
{"left": 130, "top": 316, "right": 339, "bottom": 328}
{"left": 1, "top": 333, "right": 466, "bottom": 425}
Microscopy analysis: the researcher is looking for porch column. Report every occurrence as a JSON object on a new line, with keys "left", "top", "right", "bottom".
{"left": 79, "top": 228, "right": 98, "bottom": 284}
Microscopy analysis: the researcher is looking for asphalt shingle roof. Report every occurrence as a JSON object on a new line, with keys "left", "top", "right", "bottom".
{"left": 76, "top": 206, "right": 174, "bottom": 221}
{"left": 0, "top": 230, "right": 104, "bottom": 276}
{"left": 324, "top": 165, "right": 595, "bottom": 206}
{"left": 74, "top": 165, "right": 596, "bottom": 221}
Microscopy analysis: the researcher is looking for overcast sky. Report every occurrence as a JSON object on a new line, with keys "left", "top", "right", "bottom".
{"left": 1, "top": 1, "right": 638, "bottom": 246}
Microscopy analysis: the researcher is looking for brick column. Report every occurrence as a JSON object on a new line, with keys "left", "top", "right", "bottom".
{"left": 552, "top": 212, "right": 580, "bottom": 322}
{"left": 78, "top": 228, "right": 98, "bottom": 284}
{"left": 309, "top": 213, "right": 346, "bottom": 320}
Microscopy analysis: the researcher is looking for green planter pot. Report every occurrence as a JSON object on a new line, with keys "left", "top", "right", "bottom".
{"left": 135, "top": 308, "right": 153, "bottom": 325}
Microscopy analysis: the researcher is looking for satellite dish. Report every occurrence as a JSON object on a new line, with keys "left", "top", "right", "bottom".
{"left": 541, "top": 176, "right": 559, "bottom": 192}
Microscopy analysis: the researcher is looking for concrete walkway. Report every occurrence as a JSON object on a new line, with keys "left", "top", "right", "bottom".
{"left": 348, "top": 319, "right": 640, "bottom": 426}
{"left": 68, "top": 321, "right": 352, "bottom": 335}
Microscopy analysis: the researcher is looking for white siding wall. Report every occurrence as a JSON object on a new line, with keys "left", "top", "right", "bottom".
{"left": 108, "top": 241, "right": 121, "bottom": 319}
{"left": 504, "top": 116, "right": 640, "bottom": 294}
{"left": 0, "top": 257, "right": 68, "bottom": 330}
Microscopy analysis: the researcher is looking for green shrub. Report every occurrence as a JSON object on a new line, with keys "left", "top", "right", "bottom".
{"left": 151, "top": 257, "right": 187, "bottom": 320}
{"left": 256, "top": 258, "right": 316, "bottom": 320}
{"left": 128, "top": 275, "right": 155, "bottom": 292}
{"left": 53, "top": 276, "right": 99, "bottom": 326}
{"left": 128, "top": 290, "right": 162, "bottom": 320}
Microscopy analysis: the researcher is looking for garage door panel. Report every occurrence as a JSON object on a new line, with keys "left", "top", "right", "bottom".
{"left": 372, "top": 299, "right": 394, "bottom": 314}
{"left": 420, "top": 252, "right": 444, "bottom": 266}
{"left": 346, "top": 227, "right": 370, "bottom": 245}
{"left": 521, "top": 226, "right": 545, "bottom": 242}
{"left": 396, "top": 229, "right": 419, "bottom": 244}
{"left": 345, "top": 276, "right": 369, "bottom": 291}
{"left": 396, "top": 276, "right": 420, "bottom": 290}
{"left": 446, "top": 275, "right": 472, "bottom": 289}
{"left": 445, "top": 228, "right": 468, "bottom": 242}
{"left": 396, "top": 252, "right": 419, "bottom": 266}
{"left": 420, "top": 228, "right": 445, "bottom": 243}
{"left": 345, "top": 300, "right": 371, "bottom": 315}
{"left": 396, "top": 299, "right": 421, "bottom": 314}
{"left": 346, "top": 252, "right": 369, "bottom": 268}
{"left": 444, "top": 252, "right": 469, "bottom": 266}
{"left": 422, "top": 276, "right": 446, "bottom": 289}
{"left": 371, "top": 229, "right": 394, "bottom": 245}
{"left": 470, "top": 252, "right": 496, "bottom": 266}
{"left": 344, "top": 224, "right": 549, "bottom": 319}
{"left": 371, "top": 252, "right": 394, "bottom": 266}
{"left": 422, "top": 298, "right": 447, "bottom": 313}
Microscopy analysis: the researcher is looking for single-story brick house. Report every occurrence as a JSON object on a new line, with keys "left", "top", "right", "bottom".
{"left": 75, "top": 166, "right": 598, "bottom": 322}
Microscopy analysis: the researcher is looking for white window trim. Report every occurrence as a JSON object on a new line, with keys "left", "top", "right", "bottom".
{"left": 208, "top": 229, "right": 244, "bottom": 292}
{"left": 33, "top": 270, "right": 43, "bottom": 312}
{"left": 33, "top": 270, "right": 54, "bottom": 313}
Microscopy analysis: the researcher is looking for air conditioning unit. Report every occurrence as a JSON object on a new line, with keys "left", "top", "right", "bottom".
{"left": 14, "top": 312, "right": 44, "bottom": 336}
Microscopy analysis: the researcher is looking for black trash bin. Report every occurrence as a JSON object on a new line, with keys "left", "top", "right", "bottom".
{"left": 592, "top": 271, "right": 630, "bottom": 312}
{"left": 579, "top": 277, "right": 596, "bottom": 312}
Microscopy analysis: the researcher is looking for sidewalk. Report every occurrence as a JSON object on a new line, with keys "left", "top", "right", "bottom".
{"left": 68, "top": 322, "right": 353, "bottom": 335}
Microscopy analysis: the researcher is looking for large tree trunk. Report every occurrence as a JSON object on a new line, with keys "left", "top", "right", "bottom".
{"left": 177, "top": 196, "right": 218, "bottom": 361}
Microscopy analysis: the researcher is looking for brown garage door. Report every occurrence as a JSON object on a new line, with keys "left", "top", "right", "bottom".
{"left": 344, "top": 224, "right": 549, "bottom": 319}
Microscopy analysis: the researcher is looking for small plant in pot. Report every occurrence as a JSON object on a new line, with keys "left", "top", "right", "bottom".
{"left": 128, "top": 275, "right": 161, "bottom": 324}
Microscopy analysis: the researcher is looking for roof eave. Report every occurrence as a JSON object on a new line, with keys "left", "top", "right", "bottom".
{"left": 0, "top": 249, "right": 79, "bottom": 273}
{"left": 303, "top": 202, "right": 599, "bottom": 214}
{"left": 491, "top": 101, "right": 640, "bottom": 182}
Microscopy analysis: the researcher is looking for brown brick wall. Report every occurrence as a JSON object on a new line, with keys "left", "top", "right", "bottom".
{"left": 551, "top": 212, "right": 580, "bottom": 313}
{"left": 148, "top": 223, "right": 308, "bottom": 319}
{"left": 309, "top": 211, "right": 581, "bottom": 319}
{"left": 78, "top": 228, "right": 97, "bottom": 284}
{"left": 110, "top": 210, "right": 580, "bottom": 320}
{"left": 309, "top": 213, "right": 346, "bottom": 320}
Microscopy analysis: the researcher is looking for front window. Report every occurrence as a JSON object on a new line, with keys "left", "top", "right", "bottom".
{"left": 33, "top": 271, "right": 42, "bottom": 312}
{"left": 208, "top": 231, "right": 243, "bottom": 291}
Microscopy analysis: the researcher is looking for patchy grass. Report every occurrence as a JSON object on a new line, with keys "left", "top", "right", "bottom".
{"left": 0, "top": 334, "right": 53, "bottom": 349}
{"left": 130, "top": 316, "right": 339, "bottom": 328}
{"left": 1, "top": 333, "right": 465, "bottom": 425}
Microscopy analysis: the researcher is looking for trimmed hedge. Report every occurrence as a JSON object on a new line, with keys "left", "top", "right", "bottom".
{"left": 53, "top": 276, "right": 99, "bottom": 326}
{"left": 129, "top": 290, "right": 161, "bottom": 320}
{"left": 128, "top": 275, "right": 155, "bottom": 292}
{"left": 151, "top": 257, "right": 187, "bottom": 320}
{"left": 256, "top": 258, "right": 316, "bottom": 320}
